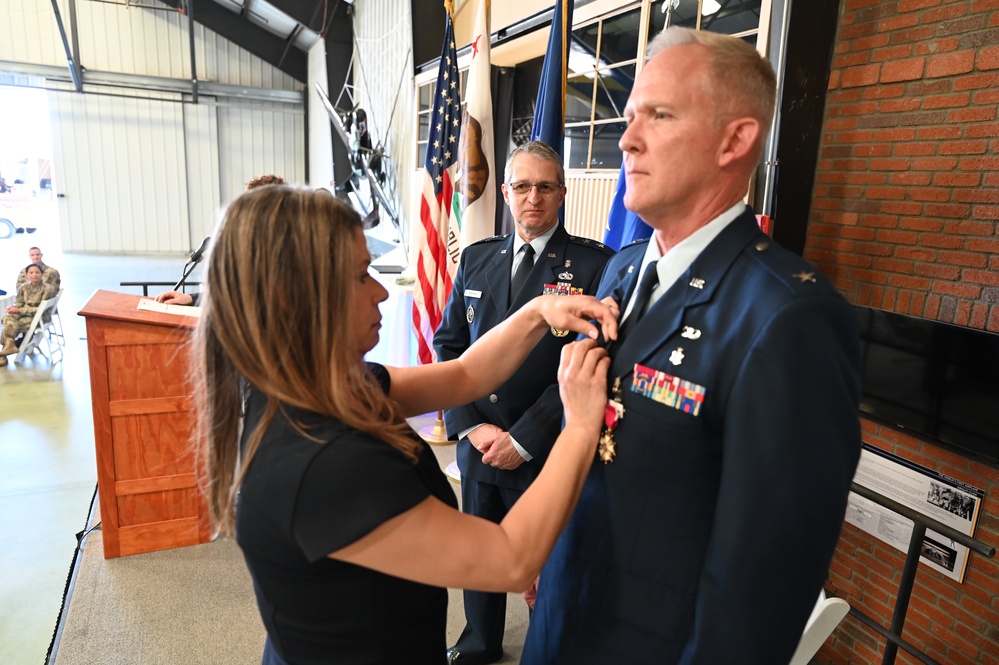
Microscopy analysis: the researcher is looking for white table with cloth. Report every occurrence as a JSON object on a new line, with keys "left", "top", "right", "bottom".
{"left": 364, "top": 270, "right": 418, "bottom": 368}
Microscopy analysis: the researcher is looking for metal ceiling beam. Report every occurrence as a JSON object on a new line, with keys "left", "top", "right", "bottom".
{"left": 188, "top": 0, "right": 199, "bottom": 103}
{"left": 266, "top": 0, "right": 327, "bottom": 32}
{"left": 279, "top": 22, "right": 304, "bottom": 72}
{"left": 0, "top": 60, "right": 304, "bottom": 104}
{"left": 49, "top": 0, "right": 83, "bottom": 92}
{"left": 157, "top": 0, "right": 308, "bottom": 81}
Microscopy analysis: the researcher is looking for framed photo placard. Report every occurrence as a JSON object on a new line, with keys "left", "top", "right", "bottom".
{"left": 846, "top": 443, "right": 985, "bottom": 583}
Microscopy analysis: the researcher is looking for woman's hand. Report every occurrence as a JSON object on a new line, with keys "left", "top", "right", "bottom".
{"left": 558, "top": 338, "right": 611, "bottom": 441}
{"left": 155, "top": 290, "right": 194, "bottom": 306}
{"left": 532, "top": 295, "right": 619, "bottom": 344}
{"left": 7, "top": 306, "right": 19, "bottom": 314}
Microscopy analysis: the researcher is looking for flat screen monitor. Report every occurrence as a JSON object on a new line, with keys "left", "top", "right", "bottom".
{"left": 855, "top": 306, "right": 999, "bottom": 467}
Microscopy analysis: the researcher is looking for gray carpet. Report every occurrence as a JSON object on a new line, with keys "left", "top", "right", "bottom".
{"left": 52, "top": 424, "right": 529, "bottom": 664}
{"left": 53, "top": 531, "right": 265, "bottom": 665}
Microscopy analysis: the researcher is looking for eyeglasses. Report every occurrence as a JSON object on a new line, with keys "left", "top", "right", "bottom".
{"left": 507, "top": 182, "right": 563, "bottom": 196}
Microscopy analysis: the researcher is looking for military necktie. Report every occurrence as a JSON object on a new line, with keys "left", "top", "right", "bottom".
{"left": 510, "top": 243, "right": 536, "bottom": 303}
{"left": 617, "top": 262, "right": 659, "bottom": 342}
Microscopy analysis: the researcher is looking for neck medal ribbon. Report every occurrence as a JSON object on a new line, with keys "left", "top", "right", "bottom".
{"left": 598, "top": 377, "right": 625, "bottom": 463}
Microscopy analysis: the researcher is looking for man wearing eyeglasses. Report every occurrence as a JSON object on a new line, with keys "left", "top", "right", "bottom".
{"left": 433, "top": 140, "right": 614, "bottom": 665}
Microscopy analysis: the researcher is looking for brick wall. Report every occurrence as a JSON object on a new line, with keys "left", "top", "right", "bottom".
{"left": 805, "top": 1, "right": 999, "bottom": 663}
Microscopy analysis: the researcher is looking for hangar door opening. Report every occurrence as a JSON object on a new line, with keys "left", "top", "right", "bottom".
{"left": 0, "top": 84, "right": 58, "bottom": 296}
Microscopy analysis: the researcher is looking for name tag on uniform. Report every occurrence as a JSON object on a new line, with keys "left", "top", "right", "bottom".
{"left": 464, "top": 289, "right": 482, "bottom": 299}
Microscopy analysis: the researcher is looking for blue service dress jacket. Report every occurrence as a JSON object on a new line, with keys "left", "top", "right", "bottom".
{"left": 522, "top": 209, "right": 862, "bottom": 665}
{"left": 433, "top": 223, "right": 613, "bottom": 491}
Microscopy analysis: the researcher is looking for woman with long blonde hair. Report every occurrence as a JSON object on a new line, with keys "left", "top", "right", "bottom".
{"left": 195, "top": 185, "right": 616, "bottom": 665}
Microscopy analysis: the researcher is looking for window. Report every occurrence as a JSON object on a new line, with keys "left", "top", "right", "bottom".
{"left": 565, "top": 0, "right": 765, "bottom": 171}
{"left": 648, "top": 0, "right": 764, "bottom": 44}
{"left": 416, "top": 82, "right": 433, "bottom": 170}
{"left": 564, "top": 7, "right": 641, "bottom": 170}
{"left": 415, "top": 1, "right": 765, "bottom": 172}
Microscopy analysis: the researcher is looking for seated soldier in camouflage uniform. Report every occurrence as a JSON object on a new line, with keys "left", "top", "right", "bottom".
{"left": 1, "top": 263, "right": 57, "bottom": 366}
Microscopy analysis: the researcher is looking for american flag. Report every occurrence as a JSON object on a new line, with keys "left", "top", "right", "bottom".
{"left": 413, "top": 9, "right": 462, "bottom": 365}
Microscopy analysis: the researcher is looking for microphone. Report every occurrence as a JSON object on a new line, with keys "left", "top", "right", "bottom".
{"left": 186, "top": 237, "right": 211, "bottom": 266}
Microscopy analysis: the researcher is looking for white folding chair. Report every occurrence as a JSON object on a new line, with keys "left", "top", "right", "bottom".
{"left": 14, "top": 289, "right": 64, "bottom": 364}
{"left": 45, "top": 288, "right": 66, "bottom": 352}
{"left": 788, "top": 589, "right": 850, "bottom": 665}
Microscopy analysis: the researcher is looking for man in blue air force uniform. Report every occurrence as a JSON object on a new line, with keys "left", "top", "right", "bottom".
{"left": 434, "top": 141, "right": 613, "bottom": 665}
{"left": 521, "top": 29, "right": 862, "bottom": 665}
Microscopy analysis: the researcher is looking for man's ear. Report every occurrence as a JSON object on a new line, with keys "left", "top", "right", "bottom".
{"left": 718, "top": 117, "right": 761, "bottom": 168}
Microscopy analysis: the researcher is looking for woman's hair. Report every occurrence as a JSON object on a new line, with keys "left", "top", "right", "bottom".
{"left": 244, "top": 174, "right": 286, "bottom": 190}
{"left": 25, "top": 263, "right": 43, "bottom": 274}
{"left": 648, "top": 27, "right": 776, "bottom": 163}
{"left": 194, "top": 185, "right": 420, "bottom": 535}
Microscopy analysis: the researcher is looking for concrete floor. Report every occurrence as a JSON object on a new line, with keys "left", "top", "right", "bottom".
{"left": 0, "top": 223, "right": 201, "bottom": 664}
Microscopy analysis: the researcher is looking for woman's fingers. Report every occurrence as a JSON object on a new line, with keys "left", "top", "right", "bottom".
{"left": 540, "top": 295, "right": 619, "bottom": 341}
{"left": 558, "top": 339, "right": 611, "bottom": 433}
{"left": 598, "top": 297, "right": 620, "bottom": 343}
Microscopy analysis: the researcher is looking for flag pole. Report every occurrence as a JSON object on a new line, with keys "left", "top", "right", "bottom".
{"left": 420, "top": 0, "right": 454, "bottom": 446}
{"left": 420, "top": 410, "right": 450, "bottom": 445}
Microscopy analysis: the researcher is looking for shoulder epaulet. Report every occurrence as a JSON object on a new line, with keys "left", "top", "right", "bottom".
{"left": 567, "top": 235, "right": 615, "bottom": 255}
{"left": 469, "top": 233, "right": 509, "bottom": 247}
{"left": 624, "top": 237, "right": 651, "bottom": 249}
{"left": 744, "top": 237, "right": 833, "bottom": 292}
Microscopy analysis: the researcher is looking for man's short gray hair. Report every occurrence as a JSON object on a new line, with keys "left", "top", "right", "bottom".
{"left": 647, "top": 27, "right": 777, "bottom": 162}
{"left": 504, "top": 141, "right": 565, "bottom": 185}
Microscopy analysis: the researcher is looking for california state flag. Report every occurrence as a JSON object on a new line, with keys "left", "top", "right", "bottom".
{"left": 454, "top": 0, "right": 495, "bottom": 247}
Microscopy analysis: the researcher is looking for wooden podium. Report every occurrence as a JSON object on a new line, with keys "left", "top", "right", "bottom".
{"left": 79, "top": 290, "right": 211, "bottom": 558}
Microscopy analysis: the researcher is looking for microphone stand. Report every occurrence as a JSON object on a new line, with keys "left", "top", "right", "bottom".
{"left": 173, "top": 237, "right": 210, "bottom": 292}
{"left": 172, "top": 260, "right": 199, "bottom": 292}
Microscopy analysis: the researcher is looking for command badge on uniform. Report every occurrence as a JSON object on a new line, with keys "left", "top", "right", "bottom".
{"left": 669, "top": 348, "right": 685, "bottom": 366}
{"left": 681, "top": 326, "right": 702, "bottom": 340}
{"left": 466, "top": 305, "right": 475, "bottom": 323}
{"left": 544, "top": 282, "right": 583, "bottom": 337}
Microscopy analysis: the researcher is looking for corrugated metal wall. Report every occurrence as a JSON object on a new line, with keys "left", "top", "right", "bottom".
{"left": 3, "top": 0, "right": 305, "bottom": 254}
{"left": 565, "top": 171, "right": 619, "bottom": 242}
{"left": 1, "top": 0, "right": 302, "bottom": 90}
{"left": 217, "top": 103, "right": 306, "bottom": 202}
{"left": 182, "top": 102, "right": 221, "bottom": 248}
{"left": 47, "top": 91, "right": 305, "bottom": 253}
{"left": 49, "top": 86, "right": 190, "bottom": 252}
{"left": 0, "top": 2, "right": 66, "bottom": 68}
